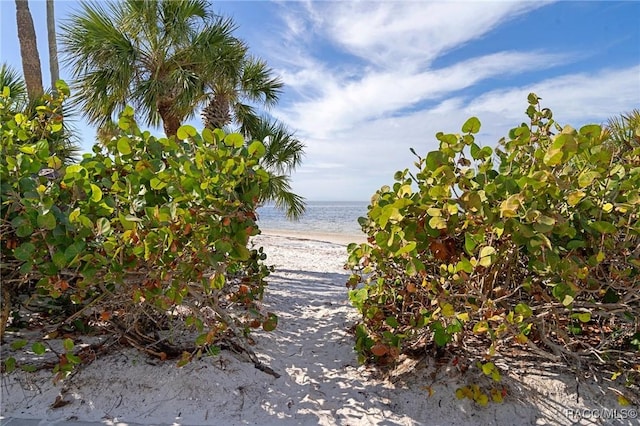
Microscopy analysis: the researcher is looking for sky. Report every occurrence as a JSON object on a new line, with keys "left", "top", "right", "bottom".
{"left": 2, "top": 1, "right": 639, "bottom": 202}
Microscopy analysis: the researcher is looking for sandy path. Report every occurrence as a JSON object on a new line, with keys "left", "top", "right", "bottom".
{"left": 246, "top": 235, "right": 408, "bottom": 425}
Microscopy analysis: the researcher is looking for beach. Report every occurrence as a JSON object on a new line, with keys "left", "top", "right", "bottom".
{"left": 1, "top": 232, "right": 635, "bottom": 425}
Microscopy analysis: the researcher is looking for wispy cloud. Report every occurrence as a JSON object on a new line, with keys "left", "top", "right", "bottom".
{"left": 304, "top": 1, "right": 549, "bottom": 68}
{"left": 277, "top": 50, "right": 567, "bottom": 138}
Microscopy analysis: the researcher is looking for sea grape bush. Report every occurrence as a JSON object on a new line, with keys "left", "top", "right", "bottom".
{"left": 347, "top": 94, "right": 639, "bottom": 388}
{"left": 1, "top": 83, "right": 275, "bottom": 377}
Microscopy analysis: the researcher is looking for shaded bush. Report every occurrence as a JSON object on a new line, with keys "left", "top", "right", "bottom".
{"left": 347, "top": 94, "right": 639, "bottom": 390}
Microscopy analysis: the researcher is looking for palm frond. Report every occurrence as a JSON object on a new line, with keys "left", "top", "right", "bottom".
{"left": 0, "top": 63, "right": 27, "bottom": 108}
{"left": 250, "top": 116, "right": 305, "bottom": 175}
{"left": 261, "top": 173, "right": 306, "bottom": 220}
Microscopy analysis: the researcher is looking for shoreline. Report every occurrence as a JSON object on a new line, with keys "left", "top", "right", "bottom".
{"left": 257, "top": 228, "right": 366, "bottom": 246}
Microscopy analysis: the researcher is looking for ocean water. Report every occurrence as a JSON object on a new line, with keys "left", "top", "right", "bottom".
{"left": 257, "top": 201, "right": 369, "bottom": 237}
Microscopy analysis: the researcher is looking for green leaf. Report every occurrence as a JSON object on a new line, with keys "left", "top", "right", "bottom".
{"left": 117, "top": 137, "right": 131, "bottom": 155}
{"left": 396, "top": 241, "right": 416, "bottom": 256}
{"left": 14, "top": 242, "right": 35, "bottom": 261}
{"left": 37, "top": 211, "right": 56, "bottom": 230}
{"left": 543, "top": 147, "right": 563, "bottom": 166}
{"left": 90, "top": 184, "right": 103, "bottom": 202}
{"left": 462, "top": 117, "right": 481, "bottom": 134}
{"left": 32, "top": 342, "right": 46, "bottom": 355}
{"left": 425, "top": 151, "right": 448, "bottom": 171}
{"left": 262, "top": 313, "right": 278, "bottom": 332}
{"left": 224, "top": 133, "right": 245, "bottom": 148}
{"left": 4, "top": 357, "right": 16, "bottom": 373}
{"left": 385, "top": 317, "right": 400, "bottom": 328}
{"left": 248, "top": 141, "right": 266, "bottom": 157}
{"left": 577, "top": 170, "right": 600, "bottom": 188}
{"left": 64, "top": 242, "right": 86, "bottom": 262}
{"left": 55, "top": 80, "right": 70, "bottom": 96}
{"left": 514, "top": 303, "right": 533, "bottom": 318}
{"left": 63, "top": 338, "right": 74, "bottom": 352}
{"left": 591, "top": 221, "right": 616, "bottom": 234}
{"left": 441, "top": 303, "right": 455, "bottom": 317}
{"left": 576, "top": 312, "right": 591, "bottom": 323}
{"left": 11, "top": 339, "right": 28, "bottom": 350}
{"left": 176, "top": 125, "right": 197, "bottom": 140}
{"left": 202, "top": 128, "right": 214, "bottom": 143}
{"left": 150, "top": 177, "right": 167, "bottom": 190}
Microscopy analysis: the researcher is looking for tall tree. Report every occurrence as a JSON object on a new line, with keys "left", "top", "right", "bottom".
{"left": 61, "top": 0, "right": 247, "bottom": 137}
{"left": 61, "top": 0, "right": 305, "bottom": 218}
{"left": 46, "top": 0, "right": 60, "bottom": 90}
{"left": 15, "top": 0, "right": 43, "bottom": 101}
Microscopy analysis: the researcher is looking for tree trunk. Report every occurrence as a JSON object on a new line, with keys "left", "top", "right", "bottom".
{"left": 158, "top": 98, "right": 182, "bottom": 137}
{"left": 46, "top": 0, "right": 59, "bottom": 91}
{"left": 15, "top": 0, "right": 43, "bottom": 101}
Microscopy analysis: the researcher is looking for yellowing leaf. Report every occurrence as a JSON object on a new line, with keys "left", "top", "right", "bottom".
{"left": 491, "top": 388, "right": 504, "bottom": 403}
{"left": 441, "top": 303, "right": 455, "bottom": 317}
{"left": 479, "top": 246, "right": 496, "bottom": 258}
{"left": 578, "top": 170, "right": 600, "bottom": 188}
{"left": 473, "top": 321, "right": 489, "bottom": 334}
{"left": 475, "top": 393, "right": 489, "bottom": 406}
{"left": 481, "top": 362, "right": 495, "bottom": 376}
{"left": 456, "top": 312, "right": 470, "bottom": 322}
{"left": 617, "top": 395, "right": 630, "bottom": 406}
{"left": 562, "top": 294, "right": 574, "bottom": 306}
{"left": 567, "top": 191, "right": 586, "bottom": 206}
{"left": 500, "top": 194, "right": 521, "bottom": 218}
{"left": 602, "top": 202, "right": 614, "bottom": 213}
{"left": 116, "top": 137, "right": 131, "bottom": 155}
{"left": 576, "top": 312, "right": 591, "bottom": 323}
{"left": 176, "top": 125, "right": 197, "bottom": 140}
{"left": 428, "top": 216, "right": 447, "bottom": 230}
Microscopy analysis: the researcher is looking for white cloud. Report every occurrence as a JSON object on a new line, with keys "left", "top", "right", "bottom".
{"left": 306, "top": 1, "right": 550, "bottom": 68}
{"left": 277, "top": 50, "right": 566, "bottom": 139}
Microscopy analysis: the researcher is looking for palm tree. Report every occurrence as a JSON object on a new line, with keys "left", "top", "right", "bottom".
{"left": 201, "top": 55, "right": 282, "bottom": 137}
{"left": 61, "top": 0, "right": 305, "bottom": 218}
{"left": 15, "top": 0, "right": 43, "bottom": 101}
{"left": 60, "top": 0, "right": 246, "bottom": 137}
{"left": 46, "top": 0, "right": 60, "bottom": 90}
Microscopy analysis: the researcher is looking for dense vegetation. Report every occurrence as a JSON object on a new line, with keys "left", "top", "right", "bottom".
{"left": 1, "top": 84, "right": 278, "bottom": 379}
{"left": 347, "top": 94, "right": 639, "bottom": 403}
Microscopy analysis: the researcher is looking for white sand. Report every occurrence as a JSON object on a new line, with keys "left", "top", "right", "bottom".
{"left": 1, "top": 232, "right": 637, "bottom": 425}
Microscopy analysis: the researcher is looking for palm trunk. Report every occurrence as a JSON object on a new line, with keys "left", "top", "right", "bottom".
{"left": 158, "top": 98, "right": 182, "bottom": 137}
{"left": 46, "top": 0, "right": 60, "bottom": 91}
{"left": 15, "top": 0, "right": 43, "bottom": 101}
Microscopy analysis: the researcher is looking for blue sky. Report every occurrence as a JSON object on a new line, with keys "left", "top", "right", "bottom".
{"left": 2, "top": 1, "right": 639, "bottom": 201}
